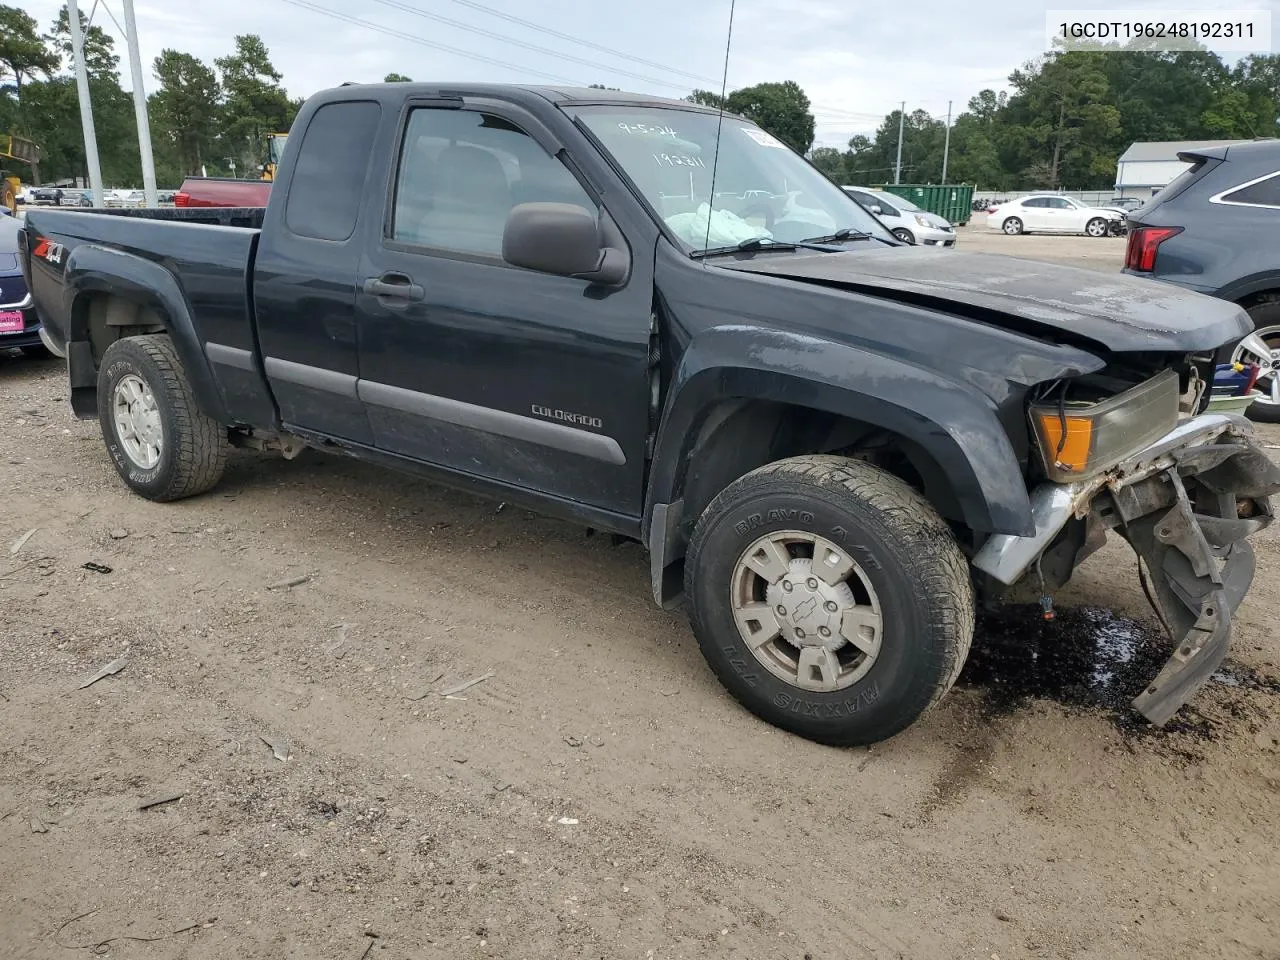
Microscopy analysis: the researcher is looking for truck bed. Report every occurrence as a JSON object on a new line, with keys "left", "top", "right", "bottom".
{"left": 23, "top": 206, "right": 274, "bottom": 427}
{"left": 73, "top": 206, "right": 266, "bottom": 229}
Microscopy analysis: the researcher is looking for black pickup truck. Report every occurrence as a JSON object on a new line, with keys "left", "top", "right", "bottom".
{"left": 22, "top": 83, "right": 1280, "bottom": 746}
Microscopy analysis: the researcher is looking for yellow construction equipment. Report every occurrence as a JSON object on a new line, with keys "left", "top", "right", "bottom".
{"left": 0, "top": 134, "right": 39, "bottom": 215}
{"left": 262, "top": 133, "right": 288, "bottom": 181}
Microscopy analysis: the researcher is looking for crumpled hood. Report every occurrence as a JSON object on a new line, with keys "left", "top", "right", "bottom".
{"left": 719, "top": 246, "right": 1251, "bottom": 353}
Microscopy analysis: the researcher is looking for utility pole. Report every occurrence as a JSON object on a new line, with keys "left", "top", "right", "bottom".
{"left": 121, "top": 0, "right": 158, "bottom": 207}
{"left": 66, "top": 0, "right": 104, "bottom": 206}
{"left": 893, "top": 101, "right": 905, "bottom": 185}
{"left": 941, "top": 100, "right": 952, "bottom": 183}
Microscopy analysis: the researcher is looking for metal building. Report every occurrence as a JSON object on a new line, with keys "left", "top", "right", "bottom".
{"left": 1114, "top": 140, "right": 1249, "bottom": 197}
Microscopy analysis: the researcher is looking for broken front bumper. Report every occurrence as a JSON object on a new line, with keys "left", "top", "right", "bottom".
{"left": 973, "top": 414, "right": 1280, "bottom": 725}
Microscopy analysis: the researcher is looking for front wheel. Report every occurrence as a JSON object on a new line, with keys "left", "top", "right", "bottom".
{"left": 1232, "top": 301, "right": 1280, "bottom": 423}
{"left": 891, "top": 228, "right": 915, "bottom": 244}
{"left": 97, "top": 334, "right": 228, "bottom": 501}
{"left": 1085, "top": 217, "right": 1108, "bottom": 238}
{"left": 1002, "top": 217, "right": 1023, "bottom": 235}
{"left": 685, "top": 455, "right": 974, "bottom": 746}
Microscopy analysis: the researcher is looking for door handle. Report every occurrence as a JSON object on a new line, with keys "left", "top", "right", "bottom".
{"left": 363, "top": 275, "right": 425, "bottom": 301}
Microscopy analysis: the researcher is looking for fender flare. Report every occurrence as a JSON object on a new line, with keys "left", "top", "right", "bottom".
{"left": 642, "top": 326, "right": 1036, "bottom": 604}
{"left": 1219, "top": 271, "right": 1280, "bottom": 307}
{"left": 63, "top": 244, "right": 229, "bottom": 422}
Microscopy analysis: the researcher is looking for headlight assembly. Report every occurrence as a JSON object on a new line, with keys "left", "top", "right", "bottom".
{"left": 1029, "top": 368, "right": 1180, "bottom": 483}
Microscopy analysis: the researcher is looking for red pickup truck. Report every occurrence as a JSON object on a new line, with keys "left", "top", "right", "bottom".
{"left": 174, "top": 176, "right": 271, "bottom": 208}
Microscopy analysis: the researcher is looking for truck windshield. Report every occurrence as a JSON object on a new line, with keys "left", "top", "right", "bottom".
{"left": 575, "top": 107, "right": 891, "bottom": 252}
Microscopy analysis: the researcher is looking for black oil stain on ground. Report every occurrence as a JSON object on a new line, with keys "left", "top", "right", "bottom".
{"left": 960, "top": 604, "right": 1280, "bottom": 740}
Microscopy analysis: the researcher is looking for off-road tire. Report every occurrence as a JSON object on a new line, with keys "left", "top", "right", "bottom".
{"left": 685, "top": 455, "right": 974, "bottom": 746}
{"left": 1244, "top": 301, "right": 1280, "bottom": 424}
{"left": 97, "top": 334, "right": 227, "bottom": 501}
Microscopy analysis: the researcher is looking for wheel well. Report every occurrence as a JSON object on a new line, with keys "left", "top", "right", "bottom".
{"left": 1237, "top": 290, "right": 1280, "bottom": 312}
{"left": 678, "top": 399, "right": 965, "bottom": 541}
{"left": 80, "top": 293, "right": 168, "bottom": 365}
{"left": 68, "top": 293, "right": 170, "bottom": 417}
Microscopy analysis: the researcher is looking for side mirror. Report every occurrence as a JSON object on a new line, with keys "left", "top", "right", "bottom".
{"left": 869, "top": 204, "right": 883, "bottom": 214}
{"left": 502, "top": 202, "right": 627, "bottom": 285}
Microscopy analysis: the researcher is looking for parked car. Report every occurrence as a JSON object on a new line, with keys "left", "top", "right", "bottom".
{"left": 59, "top": 190, "right": 92, "bottom": 207}
{"left": 27, "top": 187, "right": 61, "bottom": 206}
{"left": 22, "top": 82, "right": 1280, "bottom": 746}
{"left": 1123, "top": 140, "right": 1280, "bottom": 421}
{"left": 174, "top": 176, "right": 271, "bottom": 208}
{"left": 986, "top": 195, "right": 1124, "bottom": 236}
{"left": 1105, "top": 196, "right": 1144, "bottom": 213}
{"left": 0, "top": 214, "right": 46, "bottom": 355}
{"left": 105, "top": 189, "right": 146, "bottom": 208}
{"left": 843, "top": 187, "right": 956, "bottom": 246}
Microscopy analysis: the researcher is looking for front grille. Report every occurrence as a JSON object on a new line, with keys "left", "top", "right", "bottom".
{"left": 0, "top": 274, "right": 29, "bottom": 308}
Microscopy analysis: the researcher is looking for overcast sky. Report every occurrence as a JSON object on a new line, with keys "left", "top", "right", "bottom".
{"left": 24, "top": 0, "right": 1278, "bottom": 147}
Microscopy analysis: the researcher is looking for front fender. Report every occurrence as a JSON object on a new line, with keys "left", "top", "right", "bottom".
{"left": 64, "top": 244, "right": 228, "bottom": 423}
{"left": 645, "top": 325, "right": 1038, "bottom": 542}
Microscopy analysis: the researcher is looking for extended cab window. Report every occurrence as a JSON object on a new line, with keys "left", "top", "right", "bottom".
{"left": 1219, "top": 171, "right": 1280, "bottom": 209}
{"left": 392, "top": 109, "right": 596, "bottom": 255}
{"left": 285, "top": 100, "right": 382, "bottom": 241}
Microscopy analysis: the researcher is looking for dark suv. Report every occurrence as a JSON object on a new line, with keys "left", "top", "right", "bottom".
{"left": 1124, "top": 140, "right": 1280, "bottom": 420}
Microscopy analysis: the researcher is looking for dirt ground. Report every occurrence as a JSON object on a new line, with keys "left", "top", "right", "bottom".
{"left": 958, "top": 220, "right": 1129, "bottom": 270}
{"left": 3, "top": 234, "right": 1280, "bottom": 960}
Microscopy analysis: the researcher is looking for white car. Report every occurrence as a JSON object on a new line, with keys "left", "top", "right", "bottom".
{"left": 843, "top": 187, "right": 956, "bottom": 246}
{"left": 986, "top": 194, "right": 1123, "bottom": 237}
{"left": 104, "top": 189, "right": 146, "bottom": 208}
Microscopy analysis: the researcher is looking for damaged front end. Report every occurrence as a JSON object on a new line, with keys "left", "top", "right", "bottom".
{"left": 975, "top": 400, "right": 1280, "bottom": 725}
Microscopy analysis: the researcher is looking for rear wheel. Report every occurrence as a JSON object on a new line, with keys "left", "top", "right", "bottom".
{"left": 1232, "top": 301, "right": 1280, "bottom": 423}
{"left": 1002, "top": 217, "right": 1023, "bottom": 236}
{"left": 97, "top": 334, "right": 228, "bottom": 501}
{"left": 1085, "top": 217, "right": 1108, "bottom": 238}
{"left": 685, "top": 455, "right": 974, "bottom": 746}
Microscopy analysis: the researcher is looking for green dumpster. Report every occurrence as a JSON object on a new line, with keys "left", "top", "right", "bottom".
{"left": 876, "top": 184, "right": 975, "bottom": 226}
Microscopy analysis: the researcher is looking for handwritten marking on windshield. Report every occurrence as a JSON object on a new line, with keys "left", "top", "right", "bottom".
{"left": 654, "top": 153, "right": 705, "bottom": 168}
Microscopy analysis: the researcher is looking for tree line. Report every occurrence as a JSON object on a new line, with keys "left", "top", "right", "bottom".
{"left": 701, "top": 48, "right": 1278, "bottom": 191}
{"left": 0, "top": 2, "right": 1276, "bottom": 192}
{"left": 818, "top": 48, "right": 1278, "bottom": 190}
{"left": 0, "top": 3, "right": 419, "bottom": 187}
{"left": 701, "top": 47, "right": 1280, "bottom": 192}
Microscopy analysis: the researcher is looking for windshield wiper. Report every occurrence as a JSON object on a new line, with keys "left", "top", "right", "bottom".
{"left": 799, "top": 227, "right": 874, "bottom": 244}
{"left": 690, "top": 236, "right": 841, "bottom": 259}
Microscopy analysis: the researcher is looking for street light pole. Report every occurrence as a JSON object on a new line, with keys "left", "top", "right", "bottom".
{"left": 121, "top": 0, "right": 158, "bottom": 207}
{"left": 893, "top": 101, "right": 905, "bottom": 185}
{"left": 65, "top": 0, "right": 104, "bottom": 206}
{"left": 941, "top": 100, "right": 952, "bottom": 183}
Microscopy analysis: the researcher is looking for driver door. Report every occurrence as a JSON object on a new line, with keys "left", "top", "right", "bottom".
{"left": 353, "top": 100, "right": 655, "bottom": 517}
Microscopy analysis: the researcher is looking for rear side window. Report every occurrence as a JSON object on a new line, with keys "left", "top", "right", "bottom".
{"left": 1218, "top": 171, "right": 1280, "bottom": 209}
{"left": 1022, "top": 197, "right": 1049, "bottom": 208}
{"left": 285, "top": 100, "right": 382, "bottom": 241}
{"left": 1147, "top": 157, "right": 1213, "bottom": 207}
